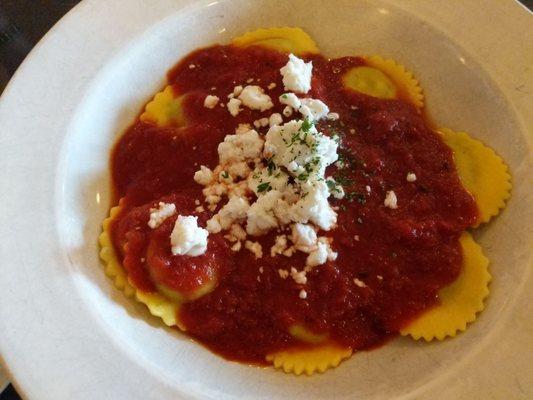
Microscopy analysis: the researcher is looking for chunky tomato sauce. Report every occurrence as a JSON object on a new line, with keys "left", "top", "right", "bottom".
{"left": 110, "top": 45, "right": 477, "bottom": 363}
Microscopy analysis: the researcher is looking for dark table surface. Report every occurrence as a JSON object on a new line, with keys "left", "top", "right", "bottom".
{"left": 0, "top": 0, "right": 531, "bottom": 399}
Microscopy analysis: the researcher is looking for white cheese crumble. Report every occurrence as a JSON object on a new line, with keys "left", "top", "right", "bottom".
{"left": 194, "top": 165, "right": 214, "bottom": 185}
{"left": 203, "top": 95, "right": 220, "bottom": 109}
{"left": 306, "top": 242, "right": 328, "bottom": 267}
{"left": 280, "top": 93, "right": 330, "bottom": 121}
{"left": 245, "top": 240, "right": 263, "bottom": 258}
{"left": 271, "top": 234, "right": 289, "bottom": 257}
{"left": 291, "top": 223, "right": 317, "bottom": 250}
{"left": 327, "top": 112, "right": 340, "bottom": 120}
{"left": 353, "top": 278, "right": 367, "bottom": 288}
{"left": 280, "top": 54, "right": 312, "bottom": 93}
{"left": 278, "top": 269, "right": 289, "bottom": 279}
{"left": 269, "top": 113, "right": 283, "bottom": 127}
{"left": 299, "top": 98, "right": 330, "bottom": 121}
{"left": 279, "top": 93, "right": 301, "bottom": 109}
{"left": 218, "top": 129, "right": 264, "bottom": 164}
{"left": 148, "top": 202, "right": 176, "bottom": 229}
{"left": 246, "top": 190, "right": 283, "bottom": 236}
{"left": 253, "top": 117, "right": 270, "bottom": 128}
{"left": 238, "top": 85, "right": 274, "bottom": 111}
{"left": 208, "top": 196, "right": 250, "bottom": 232}
{"left": 170, "top": 215, "right": 208, "bottom": 256}
{"left": 233, "top": 85, "right": 243, "bottom": 96}
{"left": 290, "top": 267, "right": 308, "bottom": 285}
{"left": 406, "top": 172, "right": 417, "bottom": 182}
{"left": 384, "top": 190, "right": 398, "bottom": 209}
{"left": 299, "top": 289, "right": 308, "bottom": 299}
{"left": 227, "top": 98, "right": 242, "bottom": 116}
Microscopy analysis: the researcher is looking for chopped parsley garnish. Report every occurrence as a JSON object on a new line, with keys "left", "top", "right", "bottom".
{"left": 297, "top": 173, "right": 309, "bottom": 181}
{"left": 257, "top": 182, "right": 272, "bottom": 193}
{"left": 326, "top": 179, "right": 342, "bottom": 193}
{"left": 345, "top": 191, "right": 365, "bottom": 204}
{"left": 281, "top": 94, "right": 288, "bottom": 99}
{"left": 221, "top": 171, "right": 229, "bottom": 178}
{"left": 266, "top": 158, "right": 276, "bottom": 175}
{"left": 300, "top": 118, "right": 314, "bottom": 133}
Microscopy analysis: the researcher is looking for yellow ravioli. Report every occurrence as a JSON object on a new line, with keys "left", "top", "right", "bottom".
{"left": 400, "top": 232, "right": 491, "bottom": 341}
{"left": 289, "top": 324, "right": 328, "bottom": 344}
{"left": 266, "top": 344, "right": 352, "bottom": 376}
{"left": 99, "top": 204, "right": 185, "bottom": 330}
{"left": 439, "top": 128, "right": 512, "bottom": 226}
{"left": 343, "top": 55, "right": 424, "bottom": 109}
{"left": 232, "top": 27, "right": 320, "bottom": 56}
{"left": 140, "top": 85, "right": 187, "bottom": 128}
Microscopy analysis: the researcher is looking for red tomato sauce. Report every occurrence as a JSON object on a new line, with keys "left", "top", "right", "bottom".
{"left": 109, "top": 45, "right": 478, "bottom": 363}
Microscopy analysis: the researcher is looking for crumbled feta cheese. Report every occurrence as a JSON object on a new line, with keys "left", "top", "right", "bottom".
{"left": 148, "top": 202, "right": 176, "bottom": 229}
{"left": 306, "top": 241, "right": 328, "bottom": 267}
{"left": 269, "top": 113, "right": 283, "bottom": 127}
{"left": 246, "top": 190, "right": 283, "bottom": 236}
{"left": 231, "top": 241, "right": 242, "bottom": 252}
{"left": 227, "top": 98, "right": 242, "bottom": 116}
{"left": 194, "top": 165, "right": 214, "bottom": 185}
{"left": 264, "top": 120, "right": 338, "bottom": 180}
{"left": 278, "top": 269, "right": 289, "bottom": 279}
{"left": 230, "top": 223, "right": 247, "bottom": 241}
{"left": 235, "top": 123, "right": 251, "bottom": 134}
{"left": 280, "top": 54, "right": 312, "bottom": 93}
{"left": 291, "top": 181, "right": 337, "bottom": 230}
{"left": 248, "top": 167, "right": 289, "bottom": 195}
{"left": 170, "top": 215, "right": 208, "bottom": 256}
{"left": 279, "top": 93, "right": 301, "bottom": 109}
{"left": 215, "top": 196, "right": 250, "bottom": 230}
{"left": 233, "top": 85, "right": 243, "bottom": 96}
{"left": 282, "top": 106, "right": 293, "bottom": 117}
{"left": 299, "top": 289, "right": 308, "bottom": 299}
{"left": 218, "top": 130, "right": 264, "bottom": 164}
{"left": 253, "top": 117, "right": 270, "bottom": 128}
{"left": 238, "top": 85, "right": 274, "bottom": 111}
{"left": 406, "top": 172, "right": 417, "bottom": 182}
{"left": 203, "top": 95, "right": 220, "bottom": 109}
{"left": 271, "top": 234, "right": 289, "bottom": 257}
{"left": 384, "top": 190, "right": 398, "bottom": 209}
{"left": 290, "top": 267, "right": 308, "bottom": 284}
{"left": 353, "top": 278, "right": 367, "bottom": 288}
{"left": 299, "top": 98, "right": 330, "bottom": 121}
{"left": 366, "top": 185, "right": 371, "bottom": 193}
{"left": 291, "top": 223, "right": 317, "bottom": 249}
{"left": 206, "top": 215, "right": 222, "bottom": 233}
{"left": 227, "top": 161, "right": 251, "bottom": 179}
{"left": 327, "top": 112, "right": 340, "bottom": 120}
{"left": 245, "top": 240, "right": 263, "bottom": 258}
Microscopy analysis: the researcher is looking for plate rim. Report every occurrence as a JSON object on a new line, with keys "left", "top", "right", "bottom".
{"left": 0, "top": 0, "right": 531, "bottom": 399}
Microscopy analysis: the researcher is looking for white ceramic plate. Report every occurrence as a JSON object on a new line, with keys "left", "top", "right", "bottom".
{"left": 0, "top": 1, "right": 531, "bottom": 399}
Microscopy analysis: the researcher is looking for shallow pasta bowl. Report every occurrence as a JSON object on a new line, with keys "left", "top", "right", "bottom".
{"left": 0, "top": 0, "right": 531, "bottom": 399}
